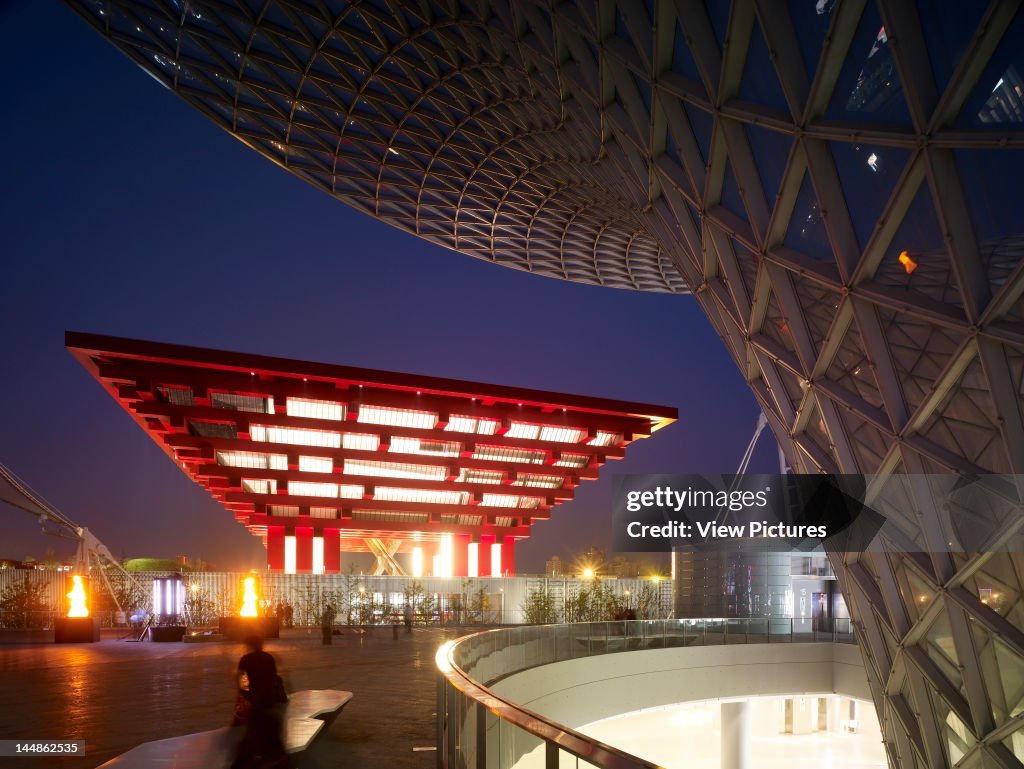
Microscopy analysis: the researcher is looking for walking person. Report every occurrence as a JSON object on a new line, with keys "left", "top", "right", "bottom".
{"left": 321, "top": 603, "right": 336, "bottom": 645}
{"left": 231, "top": 634, "right": 289, "bottom": 769}
{"left": 403, "top": 602, "right": 414, "bottom": 634}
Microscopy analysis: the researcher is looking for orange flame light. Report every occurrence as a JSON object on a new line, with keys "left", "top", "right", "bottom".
{"left": 240, "top": 577, "right": 258, "bottom": 617}
{"left": 898, "top": 250, "right": 918, "bottom": 275}
{"left": 67, "top": 576, "right": 89, "bottom": 618}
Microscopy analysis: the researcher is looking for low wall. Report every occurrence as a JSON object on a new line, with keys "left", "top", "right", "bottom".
{"left": 490, "top": 642, "right": 871, "bottom": 728}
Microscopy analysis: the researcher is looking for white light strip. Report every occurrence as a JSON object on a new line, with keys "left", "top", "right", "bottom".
{"left": 432, "top": 554, "right": 440, "bottom": 578}
{"left": 491, "top": 543, "right": 502, "bottom": 577}
{"left": 153, "top": 582, "right": 162, "bottom": 616}
{"left": 440, "top": 533, "right": 453, "bottom": 578}
{"left": 359, "top": 405, "right": 436, "bottom": 429}
{"left": 412, "top": 547, "right": 424, "bottom": 578}
{"left": 446, "top": 415, "right": 498, "bottom": 434}
{"left": 468, "top": 543, "right": 479, "bottom": 578}
{"left": 312, "top": 537, "right": 325, "bottom": 575}
{"left": 287, "top": 397, "right": 345, "bottom": 421}
{"left": 342, "top": 433, "right": 380, "bottom": 451}
{"left": 299, "top": 456, "right": 333, "bottom": 473}
{"left": 288, "top": 481, "right": 338, "bottom": 498}
{"left": 284, "top": 535, "right": 297, "bottom": 575}
{"left": 251, "top": 425, "right": 341, "bottom": 448}
{"left": 506, "top": 422, "right": 540, "bottom": 440}
{"left": 390, "top": 436, "right": 461, "bottom": 457}
{"left": 346, "top": 459, "right": 446, "bottom": 480}
{"left": 539, "top": 425, "right": 586, "bottom": 443}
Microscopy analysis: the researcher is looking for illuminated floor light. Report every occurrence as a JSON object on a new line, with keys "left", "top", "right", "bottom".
{"left": 284, "top": 535, "right": 297, "bottom": 575}
{"left": 412, "top": 546, "right": 424, "bottom": 578}
{"left": 313, "top": 536, "right": 325, "bottom": 575}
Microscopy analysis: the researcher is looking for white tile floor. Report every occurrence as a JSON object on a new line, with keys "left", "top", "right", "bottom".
{"left": 576, "top": 696, "right": 887, "bottom": 769}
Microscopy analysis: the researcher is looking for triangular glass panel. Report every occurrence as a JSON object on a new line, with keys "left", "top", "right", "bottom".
{"left": 787, "top": 0, "right": 838, "bottom": 82}
{"left": 920, "top": 355, "right": 1008, "bottom": 472}
{"left": 734, "top": 241, "right": 761, "bottom": 299}
{"left": 893, "top": 558, "right": 937, "bottom": 624}
{"left": 824, "top": 316, "right": 885, "bottom": 410}
{"left": 964, "top": 553, "right": 1024, "bottom": 633}
{"left": 744, "top": 122, "right": 793, "bottom": 207}
{"left": 922, "top": 604, "right": 963, "bottom": 690}
{"left": 873, "top": 180, "right": 964, "bottom": 311}
{"left": 720, "top": 158, "right": 746, "bottom": 219}
{"left": 825, "top": 1, "right": 912, "bottom": 124}
{"left": 968, "top": 613, "right": 1024, "bottom": 727}
{"left": 955, "top": 9, "right": 1024, "bottom": 127}
{"left": 704, "top": 0, "right": 731, "bottom": 50}
{"left": 761, "top": 288, "right": 800, "bottom": 357}
{"left": 790, "top": 273, "right": 839, "bottom": 356}
{"left": 784, "top": 171, "right": 835, "bottom": 262}
{"left": 876, "top": 305, "right": 964, "bottom": 415}
{"left": 801, "top": 397, "right": 833, "bottom": 460}
{"left": 738, "top": 15, "right": 790, "bottom": 112}
{"left": 671, "top": 19, "right": 705, "bottom": 87}
{"left": 838, "top": 409, "right": 890, "bottom": 473}
{"left": 683, "top": 101, "right": 715, "bottom": 166}
{"left": 831, "top": 141, "right": 911, "bottom": 254}
{"left": 952, "top": 148, "right": 1024, "bottom": 247}
{"left": 917, "top": 2, "right": 988, "bottom": 96}
{"left": 774, "top": 363, "right": 807, "bottom": 412}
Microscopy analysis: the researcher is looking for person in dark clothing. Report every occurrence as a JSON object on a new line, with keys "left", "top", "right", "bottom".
{"left": 232, "top": 634, "right": 289, "bottom": 769}
{"left": 321, "top": 604, "right": 336, "bottom": 645}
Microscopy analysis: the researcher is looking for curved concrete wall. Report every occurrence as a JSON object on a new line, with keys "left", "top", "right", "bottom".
{"left": 491, "top": 642, "right": 870, "bottom": 729}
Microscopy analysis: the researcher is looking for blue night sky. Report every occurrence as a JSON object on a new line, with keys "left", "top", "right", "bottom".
{"left": 0, "top": 3, "right": 777, "bottom": 572}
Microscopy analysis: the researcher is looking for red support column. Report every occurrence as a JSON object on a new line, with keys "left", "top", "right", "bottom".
{"left": 323, "top": 528, "right": 341, "bottom": 573}
{"left": 478, "top": 535, "right": 493, "bottom": 577}
{"left": 267, "top": 526, "right": 286, "bottom": 573}
{"left": 452, "top": 534, "right": 471, "bottom": 577}
{"left": 499, "top": 538, "right": 515, "bottom": 576}
{"left": 296, "top": 526, "right": 313, "bottom": 573}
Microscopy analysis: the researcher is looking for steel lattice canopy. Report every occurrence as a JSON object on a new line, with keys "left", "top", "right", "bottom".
{"left": 67, "top": 331, "right": 675, "bottom": 566}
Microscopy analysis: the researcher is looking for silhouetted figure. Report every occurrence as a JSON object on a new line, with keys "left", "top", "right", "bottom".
{"left": 321, "top": 604, "right": 336, "bottom": 645}
{"left": 403, "top": 603, "right": 414, "bottom": 634}
{"left": 232, "top": 634, "right": 288, "bottom": 769}
{"left": 284, "top": 603, "right": 294, "bottom": 629}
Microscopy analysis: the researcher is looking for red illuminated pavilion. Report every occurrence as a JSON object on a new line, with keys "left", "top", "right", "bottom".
{"left": 68, "top": 332, "right": 676, "bottom": 575}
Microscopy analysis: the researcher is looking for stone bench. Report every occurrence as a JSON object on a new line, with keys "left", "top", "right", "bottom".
{"left": 96, "top": 689, "right": 353, "bottom": 768}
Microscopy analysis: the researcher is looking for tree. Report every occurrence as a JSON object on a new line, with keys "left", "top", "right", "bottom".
{"left": 0, "top": 575, "right": 53, "bottom": 629}
{"left": 521, "top": 584, "right": 559, "bottom": 624}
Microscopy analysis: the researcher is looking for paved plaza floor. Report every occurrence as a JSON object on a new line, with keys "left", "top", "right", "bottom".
{"left": 0, "top": 626, "right": 463, "bottom": 769}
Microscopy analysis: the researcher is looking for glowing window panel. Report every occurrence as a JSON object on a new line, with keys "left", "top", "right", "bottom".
{"left": 342, "top": 433, "right": 380, "bottom": 451}
{"left": 445, "top": 415, "right": 499, "bottom": 434}
{"left": 339, "top": 485, "right": 365, "bottom": 499}
{"left": 494, "top": 516, "right": 516, "bottom": 527}
{"left": 554, "top": 453, "right": 589, "bottom": 468}
{"left": 269, "top": 505, "right": 299, "bottom": 517}
{"left": 310, "top": 507, "right": 338, "bottom": 519}
{"left": 159, "top": 387, "right": 194, "bottom": 406}
{"left": 287, "top": 397, "right": 345, "bottom": 421}
{"left": 473, "top": 445, "right": 546, "bottom": 464}
{"left": 515, "top": 473, "right": 563, "bottom": 489}
{"left": 506, "top": 422, "right": 540, "bottom": 440}
{"left": 242, "top": 478, "right": 276, "bottom": 495}
{"left": 288, "top": 481, "right": 338, "bottom": 497}
{"left": 284, "top": 535, "right": 296, "bottom": 574}
{"left": 459, "top": 469, "right": 504, "bottom": 484}
{"left": 539, "top": 425, "right": 586, "bottom": 443}
{"left": 439, "top": 514, "right": 483, "bottom": 526}
{"left": 352, "top": 510, "right": 429, "bottom": 523}
{"left": 344, "top": 459, "right": 446, "bottom": 480}
{"left": 217, "top": 451, "right": 288, "bottom": 470}
{"left": 519, "top": 497, "right": 542, "bottom": 509}
{"left": 390, "top": 437, "right": 461, "bottom": 457}
{"left": 312, "top": 537, "right": 325, "bottom": 575}
{"left": 376, "top": 487, "right": 469, "bottom": 505}
{"left": 359, "top": 405, "right": 437, "bottom": 429}
{"left": 211, "top": 392, "right": 272, "bottom": 413}
{"left": 299, "top": 456, "right": 333, "bottom": 474}
{"left": 588, "top": 431, "right": 621, "bottom": 447}
{"left": 251, "top": 425, "right": 341, "bottom": 448}
{"left": 481, "top": 493, "right": 520, "bottom": 508}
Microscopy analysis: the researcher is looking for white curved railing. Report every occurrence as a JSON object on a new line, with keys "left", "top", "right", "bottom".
{"left": 436, "top": 618, "right": 856, "bottom": 769}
